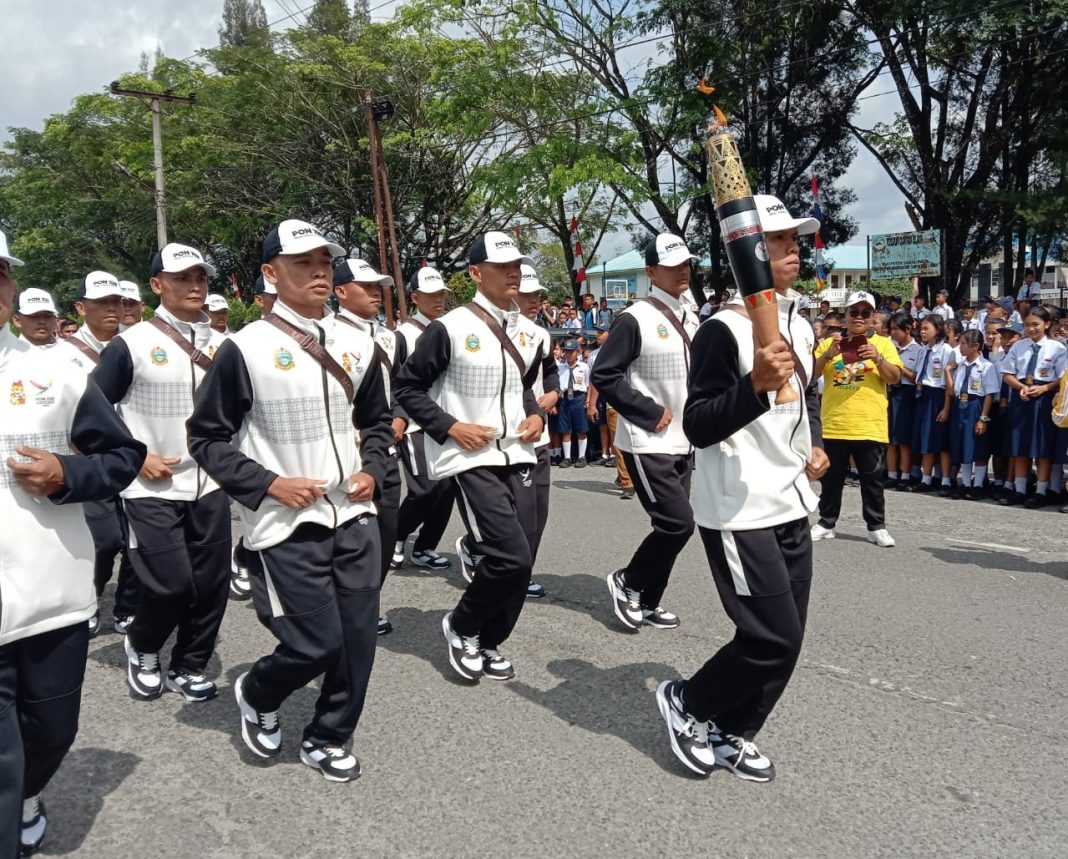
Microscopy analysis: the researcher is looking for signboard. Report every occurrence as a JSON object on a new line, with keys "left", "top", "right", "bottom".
{"left": 868, "top": 230, "right": 942, "bottom": 280}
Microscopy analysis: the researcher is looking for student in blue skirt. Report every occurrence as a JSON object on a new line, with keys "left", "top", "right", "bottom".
{"left": 886, "top": 311, "right": 921, "bottom": 490}
{"left": 1000, "top": 307, "right": 1068, "bottom": 508}
{"left": 950, "top": 331, "right": 1000, "bottom": 499}
{"left": 986, "top": 320, "right": 1019, "bottom": 497}
{"left": 908, "top": 315, "right": 955, "bottom": 495}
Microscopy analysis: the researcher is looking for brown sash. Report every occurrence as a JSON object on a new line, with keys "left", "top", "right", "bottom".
{"left": 407, "top": 318, "right": 427, "bottom": 333}
{"left": 67, "top": 336, "right": 101, "bottom": 365}
{"left": 148, "top": 316, "right": 213, "bottom": 371}
{"left": 643, "top": 296, "right": 693, "bottom": 349}
{"left": 720, "top": 303, "right": 809, "bottom": 390}
{"left": 264, "top": 312, "right": 355, "bottom": 403}
{"left": 465, "top": 303, "right": 527, "bottom": 375}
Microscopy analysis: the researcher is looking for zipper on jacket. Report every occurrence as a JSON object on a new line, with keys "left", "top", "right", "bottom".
{"left": 497, "top": 346, "right": 510, "bottom": 466}
{"left": 319, "top": 327, "right": 343, "bottom": 528}
{"left": 783, "top": 303, "right": 808, "bottom": 506}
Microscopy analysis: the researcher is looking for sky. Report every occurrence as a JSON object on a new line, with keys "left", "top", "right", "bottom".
{"left": 0, "top": 0, "right": 913, "bottom": 257}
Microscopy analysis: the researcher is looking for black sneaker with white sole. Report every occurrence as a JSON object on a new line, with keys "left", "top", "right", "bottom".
{"left": 455, "top": 535, "right": 476, "bottom": 584}
{"left": 390, "top": 540, "right": 405, "bottom": 570}
{"left": 300, "top": 740, "right": 361, "bottom": 783}
{"left": 642, "top": 606, "right": 680, "bottom": 629}
{"left": 21, "top": 795, "right": 46, "bottom": 856}
{"left": 441, "top": 612, "right": 483, "bottom": 681}
{"left": 234, "top": 672, "right": 281, "bottom": 758}
{"left": 113, "top": 615, "right": 133, "bottom": 635}
{"left": 123, "top": 636, "right": 162, "bottom": 699}
{"left": 606, "top": 570, "right": 642, "bottom": 630}
{"left": 229, "top": 545, "right": 252, "bottom": 601}
{"left": 709, "top": 729, "right": 776, "bottom": 782}
{"left": 87, "top": 610, "right": 100, "bottom": 639}
{"left": 377, "top": 617, "right": 393, "bottom": 636}
{"left": 480, "top": 648, "right": 515, "bottom": 681}
{"left": 655, "top": 680, "right": 716, "bottom": 776}
{"left": 411, "top": 549, "right": 451, "bottom": 570}
{"left": 526, "top": 581, "right": 546, "bottom": 598}
{"left": 165, "top": 670, "right": 218, "bottom": 702}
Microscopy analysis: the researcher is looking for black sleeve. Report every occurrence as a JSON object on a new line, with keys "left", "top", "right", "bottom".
{"left": 682, "top": 318, "right": 771, "bottom": 448}
{"left": 187, "top": 339, "right": 278, "bottom": 510}
{"left": 50, "top": 379, "right": 146, "bottom": 504}
{"left": 522, "top": 354, "right": 544, "bottom": 420}
{"left": 88, "top": 337, "right": 134, "bottom": 404}
{"left": 541, "top": 349, "right": 560, "bottom": 394}
{"left": 394, "top": 321, "right": 457, "bottom": 444}
{"left": 353, "top": 350, "right": 393, "bottom": 496}
{"left": 589, "top": 314, "right": 663, "bottom": 430}
{"left": 806, "top": 380, "right": 823, "bottom": 448}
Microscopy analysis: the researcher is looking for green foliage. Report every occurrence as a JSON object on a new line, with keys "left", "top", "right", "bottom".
{"left": 867, "top": 278, "right": 914, "bottom": 303}
{"left": 446, "top": 270, "right": 475, "bottom": 306}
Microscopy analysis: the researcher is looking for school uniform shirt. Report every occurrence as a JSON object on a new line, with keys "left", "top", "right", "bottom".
{"left": 1002, "top": 336, "right": 1068, "bottom": 386}
{"left": 187, "top": 299, "right": 393, "bottom": 551}
{"left": 0, "top": 326, "right": 145, "bottom": 645}
{"left": 932, "top": 304, "right": 955, "bottom": 320}
{"left": 590, "top": 286, "right": 698, "bottom": 455}
{"left": 950, "top": 344, "right": 964, "bottom": 368}
{"left": 916, "top": 341, "right": 955, "bottom": 390}
{"left": 953, "top": 356, "right": 1000, "bottom": 400}
{"left": 895, "top": 339, "right": 923, "bottom": 386}
{"left": 558, "top": 359, "right": 590, "bottom": 395}
{"left": 814, "top": 334, "right": 904, "bottom": 443}
{"left": 910, "top": 307, "right": 932, "bottom": 320}
{"left": 1017, "top": 282, "right": 1043, "bottom": 301}
{"left": 91, "top": 307, "right": 228, "bottom": 501}
{"left": 961, "top": 317, "right": 982, "bottom": 332}
{"left": 393, "top": 291, "right": 545, "bottom": 480}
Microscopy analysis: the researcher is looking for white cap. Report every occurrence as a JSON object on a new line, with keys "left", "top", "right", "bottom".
{"left": 0, "top": 230, "right": 23, "bottom": 266}
{"left": 519, "top": 263, "right": 546, "bottom": 294}
{"left": 119, "top": 280, "right": 142, "bottom": 302}
{"left": 753, "top": 194, "right": 819, "bottom": 236}
{"left": 469, "top": 231, "right": 534, "bottom": 266}
{"left": 79, "top": 271, "right": 124, "bottom": 300}
{"left": 845, "top": 290, "right": 876, "bottom": 309}
{"left": 16, "top": 288, "right": 57, "bottom": 316}
{"left": 204, "top": 294, "right": 229, "bottom": 312}
{"left": 334, "top": 258, "right": 394, "bottom": 288}
{"left": 408, "top": 266, "right": 449, "bottom": 294}
{"left": 150, "top": 243, "right": 218, "bottom": 279}
{"left": 263, "top": 219, "right": 345, "bottom": 261}
{"left": 644, "top": 233, "right": 699, "bottom": 267}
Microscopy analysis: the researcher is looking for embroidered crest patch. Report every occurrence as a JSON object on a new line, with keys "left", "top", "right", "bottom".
{"left": 341, "top": 352, "right": 354, "bottom": 373}
{"left": 207, "top": 346, "right": 217, "bottom": 360}
{"left": 275, "top": 348, "right": 295, "bottom": 371}
{"left": 465, "top": 334, "right": 481, "bottom": 352}
{"left": 519, "top": 332, "right": 527, "bottom": 347}
{"left": 150, "top": 346, "right": 168, "bottom": 366}
{"left": 656, "top": 323, "right": 669, "bottom": 339}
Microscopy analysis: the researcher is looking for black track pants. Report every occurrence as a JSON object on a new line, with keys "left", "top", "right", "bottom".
{"left": 83, "top": 497, "right": 139, "bottom": 618}
{"left": 818, "top": 439, "right": 887, "bottom": 531}
{"left": 396, "top": 431, "right": 455, "bottom": 552}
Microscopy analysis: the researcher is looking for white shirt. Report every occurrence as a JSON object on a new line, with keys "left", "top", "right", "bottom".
{"left": 953, "top": 356, "right": 1000, "bottom": 398}
{"left": 932, "top": 304, "right": 955, "bottom": 320}
{"left": 1017, "top": 281, "right": 1043, "bottom": 301}
{"left": 1002, "top": 336, "right": 1067, "bottom": 383}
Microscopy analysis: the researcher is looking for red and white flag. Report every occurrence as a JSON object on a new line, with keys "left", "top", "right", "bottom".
{"left": 231, "top": 273, "right": 241, "bottom": 301}
{"left": 570, "top": 216, "right": 587, "bottom": 284}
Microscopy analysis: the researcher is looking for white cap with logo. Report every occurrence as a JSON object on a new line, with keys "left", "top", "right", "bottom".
{"left": 119, "top": 280, "right": 143, "bottom": 302}
{"left": 645, "top": 233, "right": 699, "bottom": 268}
{"left": 518, "top": 263, "right": 547, "bottom": 294}
{"left": 0, "top": 229, "right": 24, "bottom": 267}
{"left": 17, "top": 288, "right": 57, "bottom": 316}
{"left": 845, "top": 290, "right": 876, "bottom": 309}
{"left": 469, "top": 231, "right": 534, "bottom": 266}
{"left": 408, "top": 266, "right": 449, "bottom": 294}
{"left": 333, "top": 258, "right": 394, "bottom": 288}
{"left": 79, "top": 271, "right": 124, "bottom": 301}
{"left": 262, "top": 219, "right": 345, "bottom": 261}
{"left": 753, "top": 194, "right": 820, "bottom": 236}
{"left": 204, "top": 294, "right": 230, "bottom": 312}
{"left": 150, "top": 243, "right": 218, "bottom": 279}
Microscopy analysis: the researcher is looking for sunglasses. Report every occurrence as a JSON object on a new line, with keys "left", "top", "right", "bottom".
{"left": 848, "top": 308, "right": 873, "bottom": 319}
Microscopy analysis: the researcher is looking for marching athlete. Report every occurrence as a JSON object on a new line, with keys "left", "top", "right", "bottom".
{"left": 188, "top": 219, "right": 391, "bottom": 782}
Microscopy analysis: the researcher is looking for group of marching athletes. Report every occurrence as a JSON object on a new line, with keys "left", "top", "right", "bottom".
{"left": 2, "top": 194, "right": 832, "bottom": 855}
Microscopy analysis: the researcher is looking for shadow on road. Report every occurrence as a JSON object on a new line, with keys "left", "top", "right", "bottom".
{"left": 551, "top": 478, "right": 626, "bottom": 498}
{"left": 375, "top": 606, "right": 486, "bottom": 686}
{"left": 44, "top": 747, "right": 139, "bottom": 855}
{"left": 922, "top": 546, "right": 1067, "bottom": 580}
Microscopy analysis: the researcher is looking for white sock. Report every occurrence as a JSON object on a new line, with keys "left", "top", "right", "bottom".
{"left": 960, "top": 464, "right": 973, "bottom": 487}
{"left": 974, "top": 466, "right": 988, "bottom": 486}
{"left": 888, "top": 471, "right": 899, "bottom": 480}
{"left": 578, "top": 438, "right": 588, "bottom": 459}
{"left": 993, "top": 478, "right": 1003, "bottom": 487}
{"left": 1015, "top": 477, "right": 1028, "bottom": 493}
{"left": 551, "top": 447, "right": 561, "bottom": 458}
{"left": 941, "top": 477, "right": 952, "bottom": 487}
{"left": 1036, "top": 480, "right": 1049, "bottom": 496}
{"left": 1052, "top": 469, "right": 1064, "bottom": 493}
{"left": 901, "top": 472, "right": 912, "bottom": 483}
{"left": 922, "top": 474, "right": 933, "bottom": 486}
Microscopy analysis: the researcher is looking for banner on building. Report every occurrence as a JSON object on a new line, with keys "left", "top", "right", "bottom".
{"left": 868, "top": 230, "right": 942, "bottom": 280}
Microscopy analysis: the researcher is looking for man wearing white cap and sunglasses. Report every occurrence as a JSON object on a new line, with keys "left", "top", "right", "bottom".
{"left": 189, "top": 219, "right": 391, "bottom": 783}
{"left": 391, "top": 265, "right": 456, "bottom": 572}
{"left": 396, "top": 230, "right": 546, "bottom": 682}
{"left": 592, "top": 232, "right": 700, "bottom": 634}
{"left": 91, "top": 242, "right": 232, "bottom": 705}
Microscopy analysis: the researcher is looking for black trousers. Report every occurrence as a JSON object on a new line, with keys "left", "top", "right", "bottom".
{"left": 683, "top": 519, "right": 812, "bottom": 739}
{"left": 619, "top": 452, "right": 695, "bottom": 607}
{"left": 243, "top": 517, "right": 380, "bottom": 746}
{"left": 0, "top": 622, "right": 88, "bottom": 859}
{"left": 451, "top": 465, "right": 535, "bottom": 649}
{"left": 396, "top": 431, "right": 455, "bottom": 552}
{"left": 83, "top": 497, "right": 139, "bottom": 618}
{"left": 527, "top": 446, "right": 551, "bottom": 565}
{"left": 124, "top": 492, "right": 231, "bottom": 674}
{"left": 376, "top": 455, "right": 402, "bottom": 585}
{"left": 817, "top": 439, "right": 887, "bottom": 531}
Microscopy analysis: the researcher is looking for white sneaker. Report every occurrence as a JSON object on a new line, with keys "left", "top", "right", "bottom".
{"left": 810, "top": 523, "right": 836, "bottom": 542}
{"left": 390, "top": 540, "right": 405, "bottom": 570}
{"left": 866, "top": 528, "right": 896, "bottom": 548}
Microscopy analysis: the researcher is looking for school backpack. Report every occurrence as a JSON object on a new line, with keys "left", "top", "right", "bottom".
{"left": 1052, "top": 369, "right": 1068, "bottom": 429}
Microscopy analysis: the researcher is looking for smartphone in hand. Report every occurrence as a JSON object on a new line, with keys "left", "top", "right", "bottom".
{"left": 839, "top": 335, "right": 868, "bottom": 364}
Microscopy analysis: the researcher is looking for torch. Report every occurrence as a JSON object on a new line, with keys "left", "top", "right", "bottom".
{"left": 698, "top": 78, "right": 797, "bottom": 404}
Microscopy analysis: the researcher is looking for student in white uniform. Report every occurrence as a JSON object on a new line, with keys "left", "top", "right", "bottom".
{"left": 907, "top": 315, "right": 955, "bottom": 494}
{"left": 556, "top": 339, "right": 591, "bottom": 468}
{"left": 949, "top": 330, "right": 1001, "bottom": 499}
{"left": 932, "top": 289, "right": 955, "bottom": 320}
{"left": 886, "top": 311, "right": 922, "bottom": 490}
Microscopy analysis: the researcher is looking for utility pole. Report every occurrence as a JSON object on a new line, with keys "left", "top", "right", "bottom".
{"left": 110, "top": 83, "right": 196, "bottom": 250}
{"left": 364, "top": 91, "right": 408, "bottom": 325}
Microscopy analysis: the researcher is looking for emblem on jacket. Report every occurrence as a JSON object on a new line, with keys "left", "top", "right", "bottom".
{"left": 465, "top": 334, "right": 481, "bottom": 352}
{"left": 207, "top": 345, "right": 217, "bottom": 360}
{"left": 656, "top": 323, "right": 669, "bottom": 339}
{"left": 275, "top": 348, "right": 295, "bottom": 371}
{"left": 341, "top": 352, "right": 356, "bottom": 373}
{"left": 9, "top": 380, "right": 26, "bottom": 405}
{"left": 519, "top": 332, "right": 527, "bottom": 347}
{"left": 29, "top": 379, "right": 54, "bottom": 407}
{"left": 150, "top": 346, "right": 168, "bottom": 366}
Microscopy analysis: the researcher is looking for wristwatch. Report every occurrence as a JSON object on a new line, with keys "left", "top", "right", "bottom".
{"left": 979, "top": 415, "right": 991, "bottom": 423}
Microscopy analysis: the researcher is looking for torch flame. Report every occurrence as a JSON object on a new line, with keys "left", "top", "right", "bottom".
{"left": 696, "top": 76, "right": 729, "bottom": 129}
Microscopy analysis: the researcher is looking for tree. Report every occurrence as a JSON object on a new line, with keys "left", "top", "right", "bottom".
{"left": 218, "top": 0, "right": 269, "bottom": 48}
{"left": 305, "top": 0, "right": 353, "bottom": 38}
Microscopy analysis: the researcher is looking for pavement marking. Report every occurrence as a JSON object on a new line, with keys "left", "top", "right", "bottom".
{"left": 946, "top": 538, "right": 1030, "bottom": 553}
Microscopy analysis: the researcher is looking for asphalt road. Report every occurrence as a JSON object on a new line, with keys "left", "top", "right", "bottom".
{"left": 45, "top": 465, "right": 1067, "bottom": 857}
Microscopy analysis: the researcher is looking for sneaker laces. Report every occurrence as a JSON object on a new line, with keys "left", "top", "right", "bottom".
{"left": 22, "top": 795, "right": 40, "bottom": 823}
{"left": 179, "top": 672, "right": 208, "bottom": 685}
{"left": 258, "top": 709, "right": 279, "bottom": 733}
{"left": 322, "top": 745, "right": 348, "bottom": 760}
{"left": 624, "top": 585, "right": 641, "bottom": 610}
{"left": 139, "top": 651, "right": 159, "bottom": 674}
{"left": 681, "top": 715, "right": 711, "bottom": 744}
{"left": 481, "top": 648, "right": 503, "bottom": 663}
{"left": 460, "top": 633, "right": 481, "bottom": 658}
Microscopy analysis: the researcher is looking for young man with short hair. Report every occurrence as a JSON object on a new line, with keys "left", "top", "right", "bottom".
{"left": 118, "top": 280, "right": 144, "bottom": 329}
{"left": 14, "top": 288, "right": 59, "bottom": 347}
{"left": 592, "top": 233, "right": 699, "bottom": 632}
{"left": 204, "top": 294, "right": 231, "bottom": 335}
{"left": 252, "top": 273, "right": 277, "bottom": 315}
{"left": 92, "top": 244, "right": 231, "bottom": 703}
{"left": 189, "top": 219, "right": 391, "bottom": 782}
{"left": 395, "top": 231, "right": 546, "bottom": 682}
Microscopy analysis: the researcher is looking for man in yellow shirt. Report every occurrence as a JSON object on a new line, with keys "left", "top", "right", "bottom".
{"left": 810, "top": 291, "right": 903, "bottom": 547}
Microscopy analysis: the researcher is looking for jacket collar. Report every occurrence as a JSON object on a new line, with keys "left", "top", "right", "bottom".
{"left": 473, "top": 290, "right": 520, "bottom": 331}
{"left": 154, "top": 304, "right": 214, "bottom": 349}
{"left": 337, "top": 307, "right": 375, "bottom": 336}
{"left": 75, "top": 325, "right": 111, "bottom": 354}
{"left": 649, "top": 285, "right": 683, "bottom": 312}
{"left": 272, "top": 299, "right": 334, "bottom": 341}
